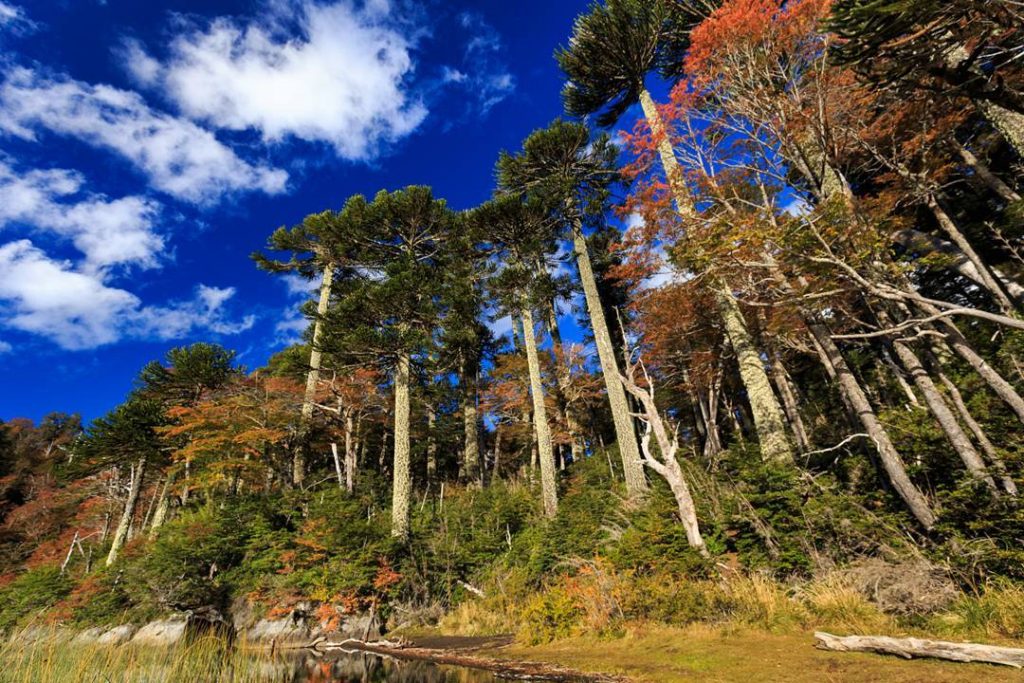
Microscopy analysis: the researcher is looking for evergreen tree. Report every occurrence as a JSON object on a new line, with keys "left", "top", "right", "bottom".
{"left": 497, "top": 120, "right": 648, "bottom": 495}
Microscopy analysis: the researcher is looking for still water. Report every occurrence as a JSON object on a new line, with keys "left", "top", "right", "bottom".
{"left": 261, "top": 651, "right": 504, "bottom": 682}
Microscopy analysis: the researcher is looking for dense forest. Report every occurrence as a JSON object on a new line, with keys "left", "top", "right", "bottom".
{"left": 2, "top": 0, "right": 1024, "bottom": 664}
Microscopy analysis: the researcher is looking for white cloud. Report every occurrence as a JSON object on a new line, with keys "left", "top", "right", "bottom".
{"left": 0, "top": 339, "right": 11, "bottom": 354}
{"left": 0, "top": 66, "right": 288, "bottom": 204}
{"left": 130, "top": 0, "right": 428, "bottom": 160}
{"left": 0, "top": 240, "right": 254, "bottom": 350}
{"left": 0, "top": 161, "right": 162, "bottom": 272}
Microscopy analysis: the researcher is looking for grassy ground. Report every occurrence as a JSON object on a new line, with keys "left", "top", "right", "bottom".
{"left": 490, "top": 624, "right": 1024, "bottom": 683}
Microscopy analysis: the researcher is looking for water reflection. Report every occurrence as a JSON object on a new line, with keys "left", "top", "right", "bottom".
{"left": 263, "top": 650, "right": 501, "bottom": 682}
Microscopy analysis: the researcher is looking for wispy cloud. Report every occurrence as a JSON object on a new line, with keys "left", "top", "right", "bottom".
{"left": 445, "top": 12, "right": 515, "bottom": 116}
{"left": 0, "top": 66, "right": 288, "bottom": 205}
{"left": 124, "top": 0, "right": 428, "bottom": 160}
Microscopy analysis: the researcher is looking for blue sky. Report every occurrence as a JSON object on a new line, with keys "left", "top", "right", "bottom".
{"left": 0, "top": 0, "right": 604, "bottom": 423}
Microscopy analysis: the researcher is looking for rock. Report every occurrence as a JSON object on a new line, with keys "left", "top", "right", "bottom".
{"left": 245, "top": 617, "right": 322, "bottom": 645}
{"left": 97, "top": 624, "right": 137, "bottom": 645}
{"left": 132, "top": 618, "right": 187, "bottom": 646}
{"left": 72, "top": 627, "right": 105, "bottom": 644}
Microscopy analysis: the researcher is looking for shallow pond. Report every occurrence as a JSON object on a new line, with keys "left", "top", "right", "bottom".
{"left": 270, "top": 650, "right": 503, "bottom": 682}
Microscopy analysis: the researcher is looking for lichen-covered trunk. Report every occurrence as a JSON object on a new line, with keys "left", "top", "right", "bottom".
{"left": 809, "top": 324, "right": 936, "bottom": 529}
{"left": 978, "top": 100, "right": 1024, "bottom": 159}
{"left": 890, "top": 338, "right": 998, "bottom": 492}
{"left": 391, "top": 351, "right": 412, "bottom": 540}
{"left": 662, "top": 460, "right": 707, "bottom": 556}
{"left": 717, "top": 288, "right": 794, "bottom": 464}
{"left": 522, "top": 305, "right": 559, "bottom": 517}
{"left": 570, "top": 222, "right": 646, "bottom": 495}
{"left": 296, "top": 263, "right": 335, "bottom": 488}
{"left": 106, "top": 457, "right": 146, "bottom": 567}
{"left": 640, "top": 89, "right": 793, "bottom": 466}
{"left": 462, "top": 354, "right": 482, "bottom": 486}
{"left": 426, "top": 405, "right": 438, "bottom": 481}
{"left": 545, "top": 297, "right": 584, "bottom": 463}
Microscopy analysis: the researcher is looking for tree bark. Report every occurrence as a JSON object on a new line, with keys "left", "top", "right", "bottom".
{"left": 331, "top": 442, "right": 344, "bottom": 490}
{"left": 345, "top": 412, "right": 357, "bottom": 494}
{"left": 570, "top": 219, "right": 646, "bottom": 495}
{"left": 425, "top": 405, "right": 438, "bottom": 482}
{"left": 522, "top": 305, "right": 559, "bottom": 517}
{"left": 297, "top": 263, "right": 335, "bottom": 488}
{"left": 106, "top": 457, "right": 146, "bottom": 567}
{"left": 148, "top": 473, "right": 172, "bottom": 539}
{"left": 462, "top": 354, "right": 482, "bottom": 486}
{"left": 718, "top": 288, "right": 795, "bottom": 464}
{"left": 391, "top": 352, "right": 412, "bottom": 540}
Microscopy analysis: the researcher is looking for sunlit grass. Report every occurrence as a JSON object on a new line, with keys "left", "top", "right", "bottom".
{"left": 0, "top": 629, "right": 290, "bottom": 683}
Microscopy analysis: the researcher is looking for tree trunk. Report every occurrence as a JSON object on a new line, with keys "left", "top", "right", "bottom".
{"left": 640, "top": 88, "right": 793, "bottom": 466}
{"left": 148, "top": 473, "right": 172, "bottom": 539}
{"left": 925, "top": 195, "right": 1016, "bottom": 314}
{"left": 391, "top": 351, "right": 412, "bottom": 540}
{"left": 977, "top": 100, "right": 1024, "bottom": 159}
{"left": 769, "top": 348, "right": 811, "bottom": 453}
{"left": 546, "top": 297, "right": 585, "bottom": 463}
{"left": 522, "top": 305, "right": 559, "bottom": 517}
{"left": 331, "top": 442, "right": 344, "bottom": 490}
{"left": 462, "top": 354, "right": 482, "bottom": 486}
{"left": 345, "top": 412, "right": 357, "bottom": 493}
{"left": 425, "top": 405, "right": 438, "bottom": 482}
{"left": 570, "top": 220, "right": 646, "bottom": 495}
{"left": 106, "top": 458, "right": 146, "bottom": 567}
{"left": 956, "top": 143, "right": 1021, "bottom": 202}
{"left": 937, "top": 371, "right": 1017, "bottom": 496}
{"left": 718, "top": 288, "right": 795, "bottom": 464}
{"left": 814, "top": 631, "right": 1024, "bottom": 668}
{"left": 925, "top": 311, "right": 1024, "bottom": 424}
{"left": 809, "top": 324, "right": 936, "bottom": 529}
{"left": 297, "top": 263, "right": 335, "bottom": 488}
{"left": 889, "top": 336, "right": 998, "bottom": 492}
{"left": 892, "top": 229, "right": 1024, "bottom": 306}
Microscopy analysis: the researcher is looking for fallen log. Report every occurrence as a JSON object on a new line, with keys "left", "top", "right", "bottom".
{"left": 814, "top": 631, "right": 1024, "bottom": 668}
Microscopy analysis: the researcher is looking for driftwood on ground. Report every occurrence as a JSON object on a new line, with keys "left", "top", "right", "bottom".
{"left": 814, "top": 631, "right": 1024, "bottom": 668}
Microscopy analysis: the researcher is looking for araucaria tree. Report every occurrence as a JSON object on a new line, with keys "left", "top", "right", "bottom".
{"left": 498, "top": 120, "right": 648, "bottom": 496}
{"left": 321, "top": 187, "right": 458, "bottom": 541}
